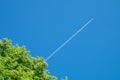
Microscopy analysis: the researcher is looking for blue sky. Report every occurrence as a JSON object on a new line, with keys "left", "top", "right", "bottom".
{"left": 0, "top": 0, "right": 120, "bottom": 80}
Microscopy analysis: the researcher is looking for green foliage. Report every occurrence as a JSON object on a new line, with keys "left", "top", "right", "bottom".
{"left": 0, "top": 38, "right": 57, "bottom": 80}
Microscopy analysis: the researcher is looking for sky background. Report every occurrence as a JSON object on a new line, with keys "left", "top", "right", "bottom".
{"left": 0, "top": 0, "right": 120, "bottom": 80}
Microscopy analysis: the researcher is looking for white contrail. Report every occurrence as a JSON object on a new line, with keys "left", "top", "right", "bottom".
{"left": 45, "top": 18, "right": 94, "bottom": 61}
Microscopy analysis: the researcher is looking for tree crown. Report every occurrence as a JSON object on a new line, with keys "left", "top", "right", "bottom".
{"left": 0, "top": 38, "right": 57, "bottom": 80}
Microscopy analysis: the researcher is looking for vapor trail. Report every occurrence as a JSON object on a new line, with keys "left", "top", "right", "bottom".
{"left": 45, "top": 18, "right": 94, "bottom": 61}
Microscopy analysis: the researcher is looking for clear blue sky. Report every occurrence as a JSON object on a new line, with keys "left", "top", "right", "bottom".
{"left": 0, "top": 0, "right": 120, "bottom": 80}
